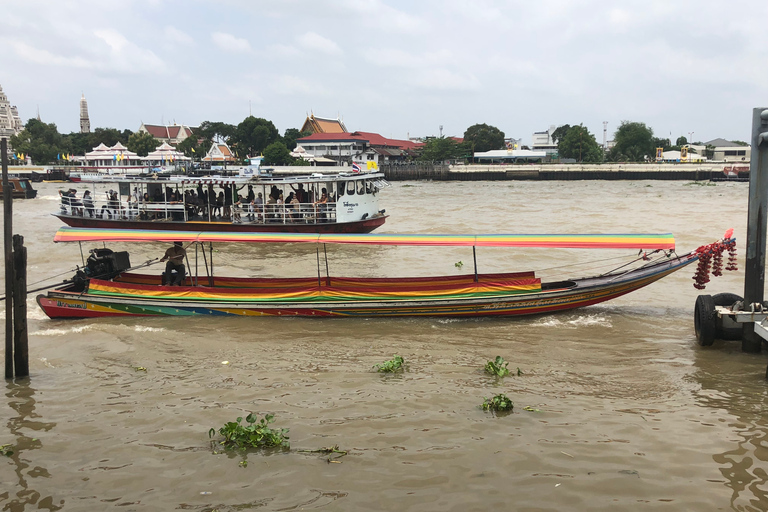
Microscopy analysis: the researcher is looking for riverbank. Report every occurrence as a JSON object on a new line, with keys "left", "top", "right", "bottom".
{"left": 382, "top": 162, "right": 745, "bottom": 181}
{"left": 268, "top": 162, "right": 745, "bottom": 181}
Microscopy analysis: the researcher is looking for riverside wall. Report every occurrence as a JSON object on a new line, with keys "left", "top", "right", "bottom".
{"left": 381, "top": 162, "right": 745, "bottom": 181}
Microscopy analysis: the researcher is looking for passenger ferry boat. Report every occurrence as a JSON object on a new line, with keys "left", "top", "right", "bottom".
{"left": 55, "top": 170, "right": 389, "bottom": 234}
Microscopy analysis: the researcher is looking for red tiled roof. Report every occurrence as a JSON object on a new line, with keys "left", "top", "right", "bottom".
{"left": 143, "top": 125, "right": 169, "bottom": 138}
{"left": 297, "top": 131, "right": 421, "bottom": 150}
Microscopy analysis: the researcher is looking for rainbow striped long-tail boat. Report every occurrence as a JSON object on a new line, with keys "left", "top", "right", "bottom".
{"left": 37, "top": 227, "right": 705, "bottom": 319}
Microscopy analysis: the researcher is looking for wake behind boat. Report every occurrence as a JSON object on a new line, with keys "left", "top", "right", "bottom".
{"left": 36, "top": 228, "right": 715, "bottom": 319}
{"left": 55, "top": 171, "right": 389, "bottom": 234}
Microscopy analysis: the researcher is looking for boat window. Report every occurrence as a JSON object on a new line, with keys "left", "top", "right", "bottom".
{"left": 346, "top": 181, "right": 356, "bottom": 196}
{"left": 357, "top": 180, "right": 365, "bottom": 195}
{"left": 337, "top": 181, "right": 345, "bottom": 197}
{"left": 19, "top": 181, "right": 27, "bottom": 189}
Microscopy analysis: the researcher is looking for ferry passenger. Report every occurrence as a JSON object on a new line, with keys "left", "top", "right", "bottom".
{"left": 69, "top": 189, "right": 83, "bottom": 216}
{"left": 285, "top": 192, "right": 300, "bottom": 221}
{"left": 160, "top": 242, "right": 186, "bottom": 286}
{"left": 59, "top": 189, "right": 72, "bottom": 213}
{"left": 83, "top": 190, "right": 95, "bottom": 217}
{"left": 223, "top": 186, "right": 233, "bottom": 219}
{"left": 232, "top": 200, "right": 242, "bottom": 223}
{"left": 315, "top": 187, "right": 328, "bottom": 220}
{"left": 290, "top": 183, "right": 308, "bottom": 204}
{"left": 254, "top": 192, "right": 264, "bottom": 221}
{"left": 215, "top": 192, "right": 224, "bottom": 217}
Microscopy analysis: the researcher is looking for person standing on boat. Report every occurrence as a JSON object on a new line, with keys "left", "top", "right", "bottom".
{"left": 160, "top": 242, "right": 186, "bottom": 286}
{"left": 254, "top": 192, "right": 264, "bottom": 222}
{"left": 245, "top": 185, "right": 255, "bottom": 220}
{"left": 314, "top": 187, "right": 328, "bottom": 220}
{"left": 82, "top": 190, "right": 95, "bottom": 217}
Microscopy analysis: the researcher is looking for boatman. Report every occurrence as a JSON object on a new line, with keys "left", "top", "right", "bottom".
{"left": 160, "top": 241, "right": 186, "bottom": 286}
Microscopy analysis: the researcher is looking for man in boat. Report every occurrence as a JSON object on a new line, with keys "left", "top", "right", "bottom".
{"left": 160, "top": 242, "right": 186, "bottom": 286}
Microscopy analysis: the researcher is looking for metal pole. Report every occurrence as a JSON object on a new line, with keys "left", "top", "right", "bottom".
{"left": 2, "top": 137, "right": 14, "bottom": 379}
{"left": 742, "top": 108, "right": 768, "bottom": 353}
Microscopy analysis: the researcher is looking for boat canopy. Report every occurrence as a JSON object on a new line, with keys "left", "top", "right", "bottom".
{"left": 53, "top": 227, "right": 676, "bottom": 249}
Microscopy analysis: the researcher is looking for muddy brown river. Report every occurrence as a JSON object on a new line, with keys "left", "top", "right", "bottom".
{"left": 2, "top": 179, "right": 767, "bottom": 511}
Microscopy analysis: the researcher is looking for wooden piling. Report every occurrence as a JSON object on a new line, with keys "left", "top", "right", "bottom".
{"left": 12, "top": 235, "right": 28, "bottom": 377}
{"left": 2, "top": 137, "right": 13, "bottom": 379}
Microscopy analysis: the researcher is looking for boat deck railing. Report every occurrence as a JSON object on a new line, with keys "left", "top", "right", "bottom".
{"left": 59, "top": 197, "right": 339, "bottom": 224}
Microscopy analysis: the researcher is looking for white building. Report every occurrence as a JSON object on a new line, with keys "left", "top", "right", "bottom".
{"left": 531, "top": 125, "right": 558, "bottom": 153}
{"left": 0, "top": 84, "right": 24, "bottom": 135}
{"left": 704, "top": 138, "right": 750, "bottom": 163}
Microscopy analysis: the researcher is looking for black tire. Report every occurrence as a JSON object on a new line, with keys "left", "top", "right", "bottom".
{"left": 712, "top": 293, "right": 743, "bottom": 341}
{"left": 694, "top": 294, "right": 716, "bottom": 346}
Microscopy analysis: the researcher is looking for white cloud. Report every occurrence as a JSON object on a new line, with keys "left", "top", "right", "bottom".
{"left": 7, "top": 40, "right": 93, "bottom": 69}
{"left": 409, "top": 69, "right": 481, "bottom": 92}
{"left": 164, "top": 26, "right": 194, "bottom": 45}
{"left": 93, "top": 29, "right": 166, "bottom": 73}
{"left": 297, "top": 32, "right": 342, "bottom": 55}
{"left": 211, "top": 32, "right": 252, "bottom": 53}
{"left": 272, "top": 75, "right": 321, "bottom": 95}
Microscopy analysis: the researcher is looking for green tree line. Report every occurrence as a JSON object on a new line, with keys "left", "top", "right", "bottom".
{"left": 9, "top": 116, "right": 312, "bottom": 166}
{"left": 9, "top": 115, "right": 711, "bottom": 166}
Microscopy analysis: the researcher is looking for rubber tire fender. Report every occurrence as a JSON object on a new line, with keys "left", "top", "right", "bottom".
{"left": 712, "top": 292, "right": 743, "bottom": 341}
{"left": 694, "top": 294, "right": 716, "bottom": 346}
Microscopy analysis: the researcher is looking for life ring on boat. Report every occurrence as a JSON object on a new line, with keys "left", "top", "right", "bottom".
{"left": 712, "top": 292, "right": 743, "bottom": 340}
{"left": 694, "top": 294, "right": 716, "bottom": 346}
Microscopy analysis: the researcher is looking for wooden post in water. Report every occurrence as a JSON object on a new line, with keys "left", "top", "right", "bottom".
{"left": 743, "top": 108, "right": 768, "bottom": 353}
{"left": 2, "top": 136, "right": 13, "bottom": 379}
{"left": 12, "top": 234, "right": 28, "bottom": 377}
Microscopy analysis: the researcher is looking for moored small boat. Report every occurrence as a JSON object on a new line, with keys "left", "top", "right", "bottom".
{"left": 1, "top": 177, "right": 38, "bottom": 199}
{"left": 36, "top": 228, "right": 714, "bottom": 320}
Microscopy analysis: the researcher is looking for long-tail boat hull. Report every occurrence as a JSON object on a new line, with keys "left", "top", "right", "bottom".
{"left": 54, "top": 213, "right": 387, "bottom": 234}
{"left": 36, "top": 252, "right": 697, "bottom": 319}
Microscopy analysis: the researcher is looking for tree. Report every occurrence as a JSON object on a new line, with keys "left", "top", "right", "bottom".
{"left": 282, "top": 128, "right": 309, "bottom": 151}
{"left": 417, "top": 137, "right": 465, "bottom": 162}
{"left": 557, "top": 125, "right": 603, "bottom": 163}
{"left": 262, "top": 141, "right": 292, "bottom": 165}
{"left": 551, "top": 124, "right": 571, "bottom": 145}
{"left": 197, "top": 121, "right": 235, "bottom": 144}
{"left": 231, "top": 116, "right": 279, "bottom": 158}
{"left": 463, "top": 123, "right": 505, "bottom": 153}
{"left": 88, "top": 127, "right": 129, "bottom": 148}
{"left": 608, "top": 121, "right": 655, "bottom": 162}
{"left": 10, "top": 118, "right": 66, "bottom": 164}
{"left": 127, "top": 131, "right": 160, "bottom": 157}
{"left": 176, "top": 135, "right": 203, "bottom": 158}
{"left": 676, "top": 136, "right": 688, "bottom": 146}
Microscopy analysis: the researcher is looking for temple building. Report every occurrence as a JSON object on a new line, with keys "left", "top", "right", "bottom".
{"left": 203, "top": 142, "right": 236, "bottom": 164}
{"left": 0, "top": 84, "right": 24, "bottom": 135}
{"left": 300, "top": 113, "right": 347, "bottom": 134}
{"left": 80, "top": 94, "right": 91, "bottom": 133}
{"left": 138, "top": 123, "right": 195, "bottom": 146}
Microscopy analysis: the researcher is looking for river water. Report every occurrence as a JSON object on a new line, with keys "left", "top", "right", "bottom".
{"left": 2, "top": 180, "right": 768, "bottom": 511}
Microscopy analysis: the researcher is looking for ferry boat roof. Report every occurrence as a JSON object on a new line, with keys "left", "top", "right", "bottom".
{"left": 73, "top": 171, "right": 387, "bottom": 185}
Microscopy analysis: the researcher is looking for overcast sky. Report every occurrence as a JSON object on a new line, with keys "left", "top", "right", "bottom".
{"left": 2, "top": 0, "right": 766, "bottom": 145}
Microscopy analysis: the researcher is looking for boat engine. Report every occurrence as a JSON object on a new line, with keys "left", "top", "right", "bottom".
{"left": 71, "top": 248, "right": 131, "bottom": 292}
